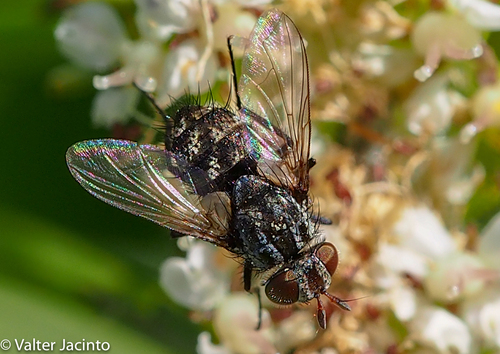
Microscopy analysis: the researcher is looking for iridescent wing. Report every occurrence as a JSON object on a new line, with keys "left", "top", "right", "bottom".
{"left": 239, "top": 9, "right": 311, "bottom": 198}
{"left": 66, "top": 139, "right": 231, "bottom": 245}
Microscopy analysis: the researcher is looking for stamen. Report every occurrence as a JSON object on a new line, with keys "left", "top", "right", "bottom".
{"left": 93, "top": 67, "right": 134, "bottom": 90}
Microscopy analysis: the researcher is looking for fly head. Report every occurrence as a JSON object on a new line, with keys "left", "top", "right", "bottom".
{"left": 264, "top": 242, "right": 350, "bottom": 328}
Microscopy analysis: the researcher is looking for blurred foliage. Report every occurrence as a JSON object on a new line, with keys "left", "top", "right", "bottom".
{"left": 0, "top": 1, "right": 199, "bottom": 352}
{"left": 465, "top": 129, "right": 500, "bottom": 227}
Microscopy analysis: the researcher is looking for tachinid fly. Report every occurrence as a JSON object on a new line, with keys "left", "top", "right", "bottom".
{"left": 66, "top": 9, "right": 350, "bottom": 329}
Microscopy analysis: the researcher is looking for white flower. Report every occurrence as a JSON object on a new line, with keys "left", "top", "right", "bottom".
{"left": 478, "top": 211, "right": 500, "bottom": 271}
{"left": 389, "top": 284, "right": 418, "bottom": 322}
{"left": 211, "top": 3, "right": 257, "bottom": 51}
{"left": 54, "top": 2, "right": 128, "bottom": 72}
{"left": 416, "top": 137, "right": 484, "bottom": 207}
{"left": 411, "top": 12, "right": 482, "bottom": 82}
{"left": 405, "top": 73, "right": 465, "bottom": 136}
{"left": 424, "top": 252, "right": 486, "bottom": 302}
{"left": 213, "top": 293, "right": 276, "bottom": 354}
{"left": 392, "top": 206, "right": 456, "bottom": 261}
{"left": 372, "top": 247, "right": 420, "bottom": 321}
{"left": 134, "top": 0, "right": 200, "bottom": 41}
{"left": 409, "top": 306, "right": 472, "bottom": 354}
{"left": 372, "top": 206, "right": 459, "bottom": 321}
{"left": 55, "top": 2, "right": 163, "bottom": 93}
{"left": 445, "top": 164, "right": 485, "bottom": 205}
{"left": 450, "top": 0, "right": 500, "bottom": 30}
{"left": 376, "top": 243, "right": 428, "bottom": 278}
{"left": 197, "top": 332, "right": 231, "bottom": 354}
{"left": 156, "top": 39, "right": 217, "bottom": 105}
{"left": 462, "top": 286, "right": 500, "bottom": 349}
{"left": 274, "top": 311, "right": 316, "bottom": 352}
{"left": 92, "top": 40, "right": 161, "bottom": 92}
{"left": 456, "top": 213, "right": 500, "bottom": 349}
{"left": 353, "top": 43, "right": 417, "bottom": 87}
{"left": 460, "top": 82, "right": 500, "bottom": 143}
{"left": 91, "top": 87, "right": 140, "bottom": 128}
{"left": 159, "top": 240, "right": 231, "bottom": 311}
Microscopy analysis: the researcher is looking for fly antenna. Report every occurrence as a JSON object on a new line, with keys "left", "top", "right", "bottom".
{"left": 324, "top": 292, "right": 370, "bottom": 311}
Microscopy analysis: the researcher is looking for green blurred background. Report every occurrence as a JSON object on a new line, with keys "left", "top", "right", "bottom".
{"left": 0, "top": 1, "right": 198, "bottom": 352}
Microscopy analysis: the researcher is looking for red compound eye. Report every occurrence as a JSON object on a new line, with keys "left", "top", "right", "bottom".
{"left": 315, "top": 242, "right": 339, "bottom": 276}
{"left": 265, "top": 269, "right": 299, "bottom": 305}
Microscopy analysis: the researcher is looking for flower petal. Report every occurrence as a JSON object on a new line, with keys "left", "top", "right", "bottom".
{"left": 410, "top": 306, "right": 472, "bottom": 354}
{"left": 461, "top": 82, "right": 500, "bottom": 142}
{"left": 478, "top": 211, "right": 500, "bottom": 270}
{"left": 405, "top": 74, "right": 465, "bottom": 136}
{"left": 159, "top": 242, "right": 230, "bottom": 311}
{"left": 393, "top": 206, "right": 456, "bottom": 260}
{"left": 377, "top": 243, "right": 428, "bottom": 278}
{"left": 93, "top": 40, "right": 161, "bottom": 91}
{"left": 424, "top": 252, "right": 485, "bottom": 302}
{"left": 450, "top": 0, "right": 500, "bottom": 30}
{"left": 275, "top": 311, "right": 316, "bottom": 352}
{"left": 213, "top": 293, "right": 276, "bottom": 354}
{"left": 54, "top": 2, "right": 127, "bottom": 71}
{"left": 156, "top": 39, "right": 217, "bottom": 104}
{"left": 411, "top": 12, "right": 482, "bottom": 81}
{"left": 196, "top": 332, "right": 231, "bottom": 354}
{"left": 134, "top": 0, "right": 199, "bottom": 40}
{"left": 389, "top": 285, "right": 417, "bottom": 321}
{"left": 462, "top": 286, "right": 500, "bottom": 349}
{"left": 91, "top": 87, "right": 140, "bottom": 128}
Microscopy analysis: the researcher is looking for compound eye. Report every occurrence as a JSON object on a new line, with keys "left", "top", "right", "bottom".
{"left": 265, "top": 269, "right": 299, "bottom": 305}
{"left": 315, "top": 242, "right": 339, "bottom": 275}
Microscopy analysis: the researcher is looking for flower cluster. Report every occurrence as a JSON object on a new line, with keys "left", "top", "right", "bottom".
{"left": 54, "top": 0, "right": 500, "bottom": 353}
{"left": 54, "top": 0, "right": 264, "bottom": 130}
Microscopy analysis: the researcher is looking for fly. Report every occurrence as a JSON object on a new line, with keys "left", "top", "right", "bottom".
{"left": 66, "top": 9, "right": 350, "bottom": 329}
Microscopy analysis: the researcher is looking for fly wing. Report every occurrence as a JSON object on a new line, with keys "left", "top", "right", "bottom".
{"left": 239, "top": 9, "right": 311, "bottom": 197}
{"left": 66, "top": 139, "right": 231, "bottom": 245}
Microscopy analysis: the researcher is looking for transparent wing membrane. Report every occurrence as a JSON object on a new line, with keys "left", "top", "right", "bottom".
{"left": 239, "top": 9, "right": 311, "bottom": 196}
{"left": 66, "top": 139, "right": 230, "bottom": 244}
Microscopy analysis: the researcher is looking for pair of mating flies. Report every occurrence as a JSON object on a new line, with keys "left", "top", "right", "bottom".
{"left": 66, "top": 9, "right": 351, "bottom": 329}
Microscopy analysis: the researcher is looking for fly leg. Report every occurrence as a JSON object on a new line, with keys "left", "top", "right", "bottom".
{"left": 243, "top": 261, "right": 253, "bottom": 292}
{"left": 227, "top": 35, "right": 242, "bottom": 110}
{"left": 308, "top": 157, "right": 316, "bottom": 170}
{"left": 255, "top": 287, "right": 263, "bottom": 330}
{"left": 311, "top": 215, "right": 333, "bottom": 225}
{"left": 243, "top": 261, "right": 263, "bottom": 330}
